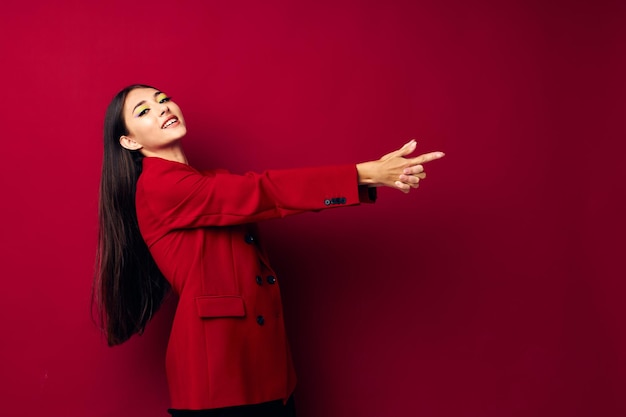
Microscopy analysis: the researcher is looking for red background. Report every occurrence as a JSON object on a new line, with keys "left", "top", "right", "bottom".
{"left": 1, "top": 1, "right": 624, "bottom": 416}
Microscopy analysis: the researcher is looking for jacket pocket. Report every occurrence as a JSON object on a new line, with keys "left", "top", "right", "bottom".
{"left": 194, "top": 295, "right": 246, "bottom": 318}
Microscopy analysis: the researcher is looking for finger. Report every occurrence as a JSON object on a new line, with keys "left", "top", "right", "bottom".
{"left": 403, "top": 164, "right": 424, "bottom": 175}
{"left": 399, "top": 174, "right": 420, "bottom": 185}
{"left": 408, "top": 151, "right": 445, "bottom": 165}
{"left": 394, "top": 180, "right": 411, "bottom": 193}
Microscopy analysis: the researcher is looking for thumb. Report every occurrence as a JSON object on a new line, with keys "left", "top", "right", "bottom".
{"left": 382, "top": 139, "right": 417, "bottom": 160}
{"left": 399, "top": 139, "right": 417, "bottom": 156}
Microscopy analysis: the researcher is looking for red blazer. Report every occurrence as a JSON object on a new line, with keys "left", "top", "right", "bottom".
{"left": 135, "top": 157, "right": 375, "bottom": 410}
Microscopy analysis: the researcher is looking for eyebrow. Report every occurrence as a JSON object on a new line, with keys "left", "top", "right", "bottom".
{"left": 132, "top": 91, "right": 163, "bottom": 113}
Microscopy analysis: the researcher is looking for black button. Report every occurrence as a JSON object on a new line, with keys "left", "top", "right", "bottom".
{"left": 255, "top": 275, "right": 263, "bottom": 285}
{"left": 256, "top": 315, "right": 265, "bottom": 326}
{"left": 244, "top": 234, "right": 255, "bottom": 244}
{"left": 340, "top": 197, "right": 347, "bottom": 204}
{"left": 324, "top": 199, "right": 331, "bottom": 206}
{"left": 267, "top": 275, "right": 276, "bottom": 285}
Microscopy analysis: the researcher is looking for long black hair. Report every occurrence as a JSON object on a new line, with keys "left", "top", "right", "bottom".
{"left": 93, "top": 84, "right": 170, "bottom": 346}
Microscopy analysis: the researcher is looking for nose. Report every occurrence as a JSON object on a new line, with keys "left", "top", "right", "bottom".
{"left": 159, "top": 103, "right": 170, "bottom": 116}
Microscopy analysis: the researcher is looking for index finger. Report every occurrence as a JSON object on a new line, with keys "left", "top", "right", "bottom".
{"left": 408, "top": 151, "right": 445, "bottom": 165}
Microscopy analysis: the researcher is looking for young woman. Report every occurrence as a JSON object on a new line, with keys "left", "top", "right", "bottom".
{"left": 93, "top": 84, "right": 444, "bottom": 416}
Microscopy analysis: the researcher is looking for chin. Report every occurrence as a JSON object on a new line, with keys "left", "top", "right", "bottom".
{"left": 171, "top": 127, "right": 188, "bottom": 139}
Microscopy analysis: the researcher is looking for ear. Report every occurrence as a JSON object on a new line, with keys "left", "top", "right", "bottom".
{"left": 119, "top": 135, "right": 143, "bottom": 151}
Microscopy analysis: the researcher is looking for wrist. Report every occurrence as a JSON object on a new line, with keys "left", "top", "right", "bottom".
{"left": 356, "top": 161, "right": 378, "bottom": 186}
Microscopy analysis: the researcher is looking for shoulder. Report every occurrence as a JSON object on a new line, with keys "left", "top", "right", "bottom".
{"left": 137, "top": 159, "right": 198, "bottom": 203}
{"left": 141, "top": 157, "right": 198, "bottom": 176}
{"left": 139, "top": 158, "right": 214, "bottom": 187}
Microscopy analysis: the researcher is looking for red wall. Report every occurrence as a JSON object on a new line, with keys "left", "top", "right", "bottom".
{"left": 1, "top": 1, "right": 624, "bottom": 416}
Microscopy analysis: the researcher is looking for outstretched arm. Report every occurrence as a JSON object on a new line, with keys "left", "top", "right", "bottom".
{"left": 356, "top": 140, "right": 445, "bottom": 193}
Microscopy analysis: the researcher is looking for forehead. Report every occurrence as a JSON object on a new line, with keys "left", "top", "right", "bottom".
{"left": 124, "top": 88, "right": 160, "bottom": 112}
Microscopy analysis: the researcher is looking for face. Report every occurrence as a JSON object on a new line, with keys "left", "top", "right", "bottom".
{"left": 120, "top": 87, "right": 187, "bottom": 155}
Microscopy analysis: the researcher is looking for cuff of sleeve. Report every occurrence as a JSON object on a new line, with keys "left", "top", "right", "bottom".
{"left": 358, "top": 185, "right": 377, "bottom": 203}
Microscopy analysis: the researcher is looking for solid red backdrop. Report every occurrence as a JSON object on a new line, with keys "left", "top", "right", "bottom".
{"left": 1, "top": 1, "right": 624, "bottom": 416}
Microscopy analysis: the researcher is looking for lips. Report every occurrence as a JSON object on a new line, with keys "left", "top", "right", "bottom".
{"left": 162, "top": 116, "right": 179, "bottom": 129}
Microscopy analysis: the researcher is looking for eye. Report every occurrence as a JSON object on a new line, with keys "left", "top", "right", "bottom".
{"left": 135, "top": 106, "right": 149, "bottom": 118}
{"left": 157, "top": 93, "right": 171, "bottom": 104}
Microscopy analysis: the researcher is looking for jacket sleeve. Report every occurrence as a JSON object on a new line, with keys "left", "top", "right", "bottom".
{"left": 136, "top": 159, "right": 376, "bottom": 235}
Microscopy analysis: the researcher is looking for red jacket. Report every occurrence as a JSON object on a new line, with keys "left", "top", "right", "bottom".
{"left": 135, "top": 157, "right": 375, "bottom": 410}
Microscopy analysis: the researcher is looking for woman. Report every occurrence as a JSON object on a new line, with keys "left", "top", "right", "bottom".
{"left": 93, "top": 84, "right": 444, "bottom": 416}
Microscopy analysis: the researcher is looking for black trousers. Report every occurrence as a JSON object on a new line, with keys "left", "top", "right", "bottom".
{"left": 168, "top": 396, "right": 296, "bottom": 417}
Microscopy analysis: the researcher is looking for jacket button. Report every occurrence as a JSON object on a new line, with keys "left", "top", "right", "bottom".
{"left": 256, "top": 315, "right": 265, "bottom": 326}
{"left": 324, "top": 199, "right": 331, "bottom": 206}
{"left": 255, "top": 275, "right": 263, "bottom": 285}
{"left": 244, "top": 234, "right": 255, "bottom": 244}
{"left": 267, "top": 275, "right": 276, "bottom": 285}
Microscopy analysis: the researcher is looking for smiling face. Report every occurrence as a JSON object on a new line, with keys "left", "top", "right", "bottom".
{"left": 119, "top": 87, "right": 187, "bottom": 157}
